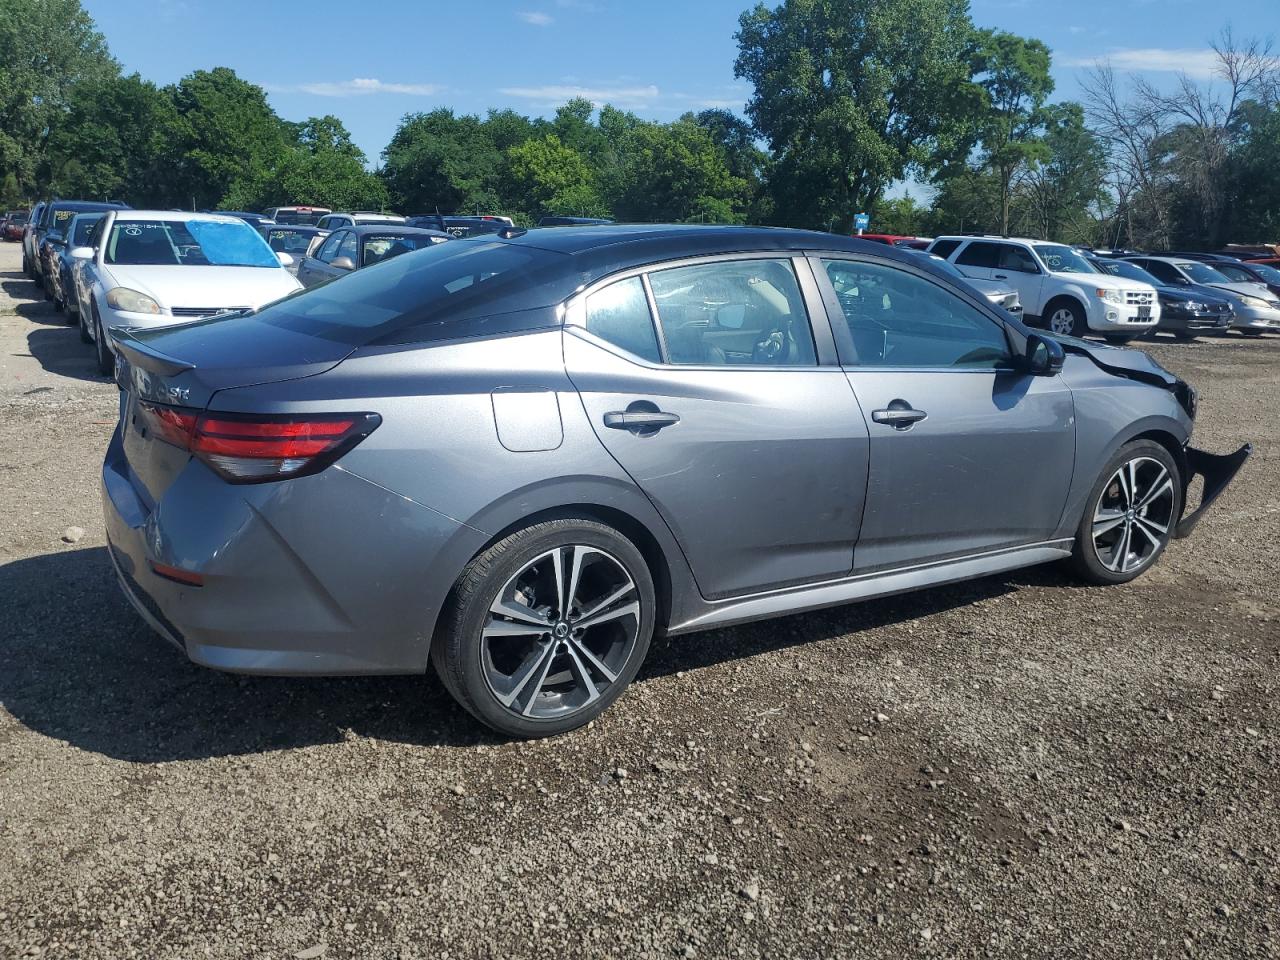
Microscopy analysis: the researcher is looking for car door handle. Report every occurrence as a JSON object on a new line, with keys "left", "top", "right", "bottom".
{"left": 604, "top": 410, "right": 680, "bottom": 430}
{"left": 871, "top": 402, "right": 928, "bottom": 429}
{"left": 994, "top": 273, "right": 1009, "bottom": 280}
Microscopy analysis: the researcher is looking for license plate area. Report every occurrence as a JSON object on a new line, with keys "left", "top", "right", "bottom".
{"left": 1137, "top": 306, "right": 1152, "bottom": 318}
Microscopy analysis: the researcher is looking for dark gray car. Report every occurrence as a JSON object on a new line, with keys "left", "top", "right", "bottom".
{"left": 294, "top": 224, "right": 451, "bottom": 286}
{"left": 101, "top": 226, "right": 1250, "bottom": 737}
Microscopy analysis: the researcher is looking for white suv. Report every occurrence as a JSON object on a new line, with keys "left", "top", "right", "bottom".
{"left": 927, "top": 236, "right": 1160, "bottom": 341}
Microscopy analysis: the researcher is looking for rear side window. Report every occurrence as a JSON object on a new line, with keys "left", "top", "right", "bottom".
{"left": 930, "top": 239, "right": 961, "bottom": 259}
{"left": 585, "top": 277, "right": 661, "bottom": 362}
{"left": 647, "top": 259, "right": 816, "bottom": 366}
{"left": 253, "top": 239, "right": 576, "bottom": 344}
{"left": 956, "top": 242, "right": 998, "bottom": 269}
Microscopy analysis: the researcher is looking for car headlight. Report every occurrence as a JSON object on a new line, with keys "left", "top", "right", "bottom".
{"left": 105, "top": 287, "right": 162, "bottom": 314}
{"left": 1096, "top": 288, "right": 1123, "bottom": 304}
{"left": 1239, "top": 295, "right": 1270, "bottom": 309}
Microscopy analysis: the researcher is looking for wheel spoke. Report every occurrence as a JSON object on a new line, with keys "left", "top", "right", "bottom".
{"left": 574, "top": 599, "right": 640, "bottom": 632}
{"left": 517, "top": 643, "right": 560, "bottom": 716}
{"left": 1137, "top": 474, "right": 1173, "bottom": 510}
{"left": 1132, "top": 518, "right": 1163, "bottom": 550}
{"left": 482, "top": 619, "right": 548, "bottom": 639}
{"left": 561, "top": 642, "right": 602, "bottom": 705}
{"left": 1093, "top": 507, "right": 1126, "bottom": 536}
{"left": 491, "top": 640, "right": 555, "bottom": 709}
{"left": 574, "top": 580, "right": 635, "bottom": 625}
{"left": 1115, "top": 466, "right": 1133, "bottom": 508}
{"left": 489, "top": 598, "right": 551, "bottom": 628}
{"left": 565, "top": 545, "right": 592, "bottom": 615}
{"left": 569, "top": 636, "right": 618, "bottom": 684}
{"left": 550, "top": 548, "right": 567, "bottom": 617}
{"left": 1116, "top": 523, "right": 1133, "bottom": 572}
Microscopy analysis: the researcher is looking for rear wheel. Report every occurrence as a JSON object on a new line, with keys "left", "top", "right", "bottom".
{"left": 432, "top": 519, "right": 655, "bottom": 738}
{"left": 1046, "top": 300, "right": 1086, "bottom": 337}
{"left": 1104, "top": 334, "right": 1134, "bottom": 345}
{"left": 1069, "top": 440, "right": 1181, "bottom": 585}
{"left": 77, "top": 302, "right": 92, "bottom": 343}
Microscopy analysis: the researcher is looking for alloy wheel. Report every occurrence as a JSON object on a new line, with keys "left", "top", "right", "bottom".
{"left": 1091, "top": 456, "right": 1176, "bottom": 573}
{"left": 1049, "top": 308, "right": 1075, "bottom": 335}
{"left": 481, "top": 545, "right": 641, "bottom": 720}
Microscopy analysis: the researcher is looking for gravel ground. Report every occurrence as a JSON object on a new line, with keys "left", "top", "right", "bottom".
{"left": 0, "top": 240, "right": 1277, "bottom": 960}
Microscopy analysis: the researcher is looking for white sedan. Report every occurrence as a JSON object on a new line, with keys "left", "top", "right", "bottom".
{"left": 72, "top": 210, "right": 303, "bottom": 374}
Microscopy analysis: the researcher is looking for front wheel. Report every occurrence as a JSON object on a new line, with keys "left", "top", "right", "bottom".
{"left": 93, "top": 307, "right": 114, "bottom": 377}
{"left": 1047, "top": 302, "right": 1086, "bottom": 337}
{"left": 432, "top": 519, "right": 656, "bottom": 738}
{"left": 1068, "top": 440, "right": 1182, "bottom": 585}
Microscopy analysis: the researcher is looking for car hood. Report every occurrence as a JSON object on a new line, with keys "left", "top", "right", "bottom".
{"left": 100, "top": 264, "right": 302, "bottom": 311}
{"left": 1205, "top": 281, "right": 1274, "bottom": 301}
{"left": 1157, "top": 283, "right": 1231, "bottom": 305}
{"left": 965, "top": 277, "right": 1017, "bottom": 298}
{"left": 1047, "top": 333, "right": 1181, "bottom": 389}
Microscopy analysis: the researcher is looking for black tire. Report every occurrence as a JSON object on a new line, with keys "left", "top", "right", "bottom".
{"left": 1173, "top": 332, "right": 1196, "bottom": 342}
{"left": 1068, "top": 439, "right": 1182, "bottom": 586}
{"left": 93, "top": 306, "right": 114, "bottom": 377}
{"left": 1045, "top": 299, "right": 1087, "bottom": 338}
{"left": 77, "top": 303, "right": 92, "bottom": 343}
{"left": 21, "top": 253, "right": 30, "bottom": 277}
{"left": 432, "top": 518, "right": 656, "bottom": 738}
{"left": 1104, "top": 334, "right": 1134, "bottom": 345}
{"left": 1241, "top": 329, "right": 1264, "bottom": 337}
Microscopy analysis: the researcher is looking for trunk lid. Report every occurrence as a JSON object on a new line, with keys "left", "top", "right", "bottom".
{"left": 113, "top": 312, "right": 357, "bottom": 506}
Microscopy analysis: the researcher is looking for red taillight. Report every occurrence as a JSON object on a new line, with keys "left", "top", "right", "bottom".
{"left": 137, "top": 402, "right": 380, "bottom": 483}
{"left": 150, "top": 561, "right": 204, "bottom": 587}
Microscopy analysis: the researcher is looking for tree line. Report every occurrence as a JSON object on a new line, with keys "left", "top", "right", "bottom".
{"left": 2, "top": 0, "right": 1277, "bottom": 247}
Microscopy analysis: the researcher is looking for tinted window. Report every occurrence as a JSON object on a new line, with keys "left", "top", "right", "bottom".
{"left": 315, "top": 232, "right": 343, "bottom": 262}
{"left": 647, "top": 259, "right": 816, "bottom": 366}
{"left": 70, "top": 215, "right": 103, "bottom": 246}
{"left": 1213, "top": 263, "right": 1253, "bottom": 283}
{"left": 584, "top": 277, "right": 660, "bottom": 362}
{"left": 336, "top": 231, "right": 358, "bottom": 263}
{"left": 253, "top": 240, "right": 574, "bottom": 344}
{"left": 1102, "top": 259, "right": 1160, "bottom": 285}
{"left": 997, "top": 244, "right": 1039, "bottom": 273}
{"left": 1177, "top": 261, "right": 1229, "bottom": 284}
{"left": 823, "top": 259, "right": 1009, "bottom": 368}
{"left": 930, "top": 239, "right": 961, "bottom": 259}
{"left": 956, "top": 241, "right": 999, "bottom": 269}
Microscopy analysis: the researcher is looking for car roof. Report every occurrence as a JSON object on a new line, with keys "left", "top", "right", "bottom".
{"left": 47, "top": 200, "right": 128, "bottom": 212}
{"left": 111, "top": 210, "right": 260, "bottom": 224}
{"left": 347, "top": 224, "right": 452, "bottom": 239}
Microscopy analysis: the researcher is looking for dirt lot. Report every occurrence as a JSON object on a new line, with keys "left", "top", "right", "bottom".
{"left": 0, "top": 239, "right": 1276, "bottom": 960}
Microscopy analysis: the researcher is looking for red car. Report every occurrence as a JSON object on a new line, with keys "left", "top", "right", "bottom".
{"left": 2, "top": 211, "right": 28, "bottom": 241}
{"left": 855, "top": 232, "right": 931, "bottom": 250}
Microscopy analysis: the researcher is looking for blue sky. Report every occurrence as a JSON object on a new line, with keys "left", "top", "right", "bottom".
{"left": 84, "top": 0, "right": 1275, "bottom": 168}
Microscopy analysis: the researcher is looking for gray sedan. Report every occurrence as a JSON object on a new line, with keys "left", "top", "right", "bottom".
{"left": 101, "top": 225, "right": 1250, "bottom": 738}
{"left": 294, "top": 224, "right": 451, "bottom": 287}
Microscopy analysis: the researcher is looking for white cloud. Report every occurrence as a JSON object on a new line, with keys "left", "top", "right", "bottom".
{"left": 266, "top": 78, "right": 443, "bottom": 97}
{"left": 518, "top": 11, "right": 553, "bottom": 25}
{"left": 1063, "top": 48, "right": 1222, "bottom": 78}
{"left": 499, "top": 83, "right": 660, "bottom": 107}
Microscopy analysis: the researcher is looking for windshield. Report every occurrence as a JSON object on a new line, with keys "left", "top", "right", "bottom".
{"left": 1177, "top": 261, "right": 1230, "bottom": 284}
{"left": 253, "top": 239, "right": 576, "bottom": 344}
{"left": 70, "top": 215, "right": 103, "bottom": 247}
{"left": 1099, "top": 259, "right": 1159, "bottom": 285}
{"left": 1244, "top": 262, "right": 1280, "bottom": 284}
{"left": 361, "top": 234, "right": 444, "bottom": 266}
{"left": 1033, "top": 244, "right": 1097, "bottom": 274}
{"left": 105, "top": 219, "right": 280, "bottom": 267}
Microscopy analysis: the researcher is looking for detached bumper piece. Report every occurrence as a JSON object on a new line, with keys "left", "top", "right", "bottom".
{"left": 1175, "top": 444, "right": 1252, "bottom": 539}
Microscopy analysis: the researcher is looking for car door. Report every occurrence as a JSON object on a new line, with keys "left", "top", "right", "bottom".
{"left": 564, "top": 254, "right": 869, "bottom": 600}
{"left": 994, "top": 242, "right": 1045, "bottom": 314}
{"left": 299, "top": 230, "right": 345, "bottom": 286}
{"left": 814, "top": 255, "right": 1075, "bottom": 573}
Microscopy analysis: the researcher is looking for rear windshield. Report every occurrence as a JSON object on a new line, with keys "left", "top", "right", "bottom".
{"left": 106, "top": 219, "right": 279, "bottom": 267}
{"left": 253, "top": 239, "right": 576, "bottom": 344}
{"left": 264, "top": 228, "right": 318, "bottom": 254}
{"left": 274, "top": 209, "right": 329, "bottom": 225}
{"left": 361, "top": 234, "right": 445, "bottom": 266}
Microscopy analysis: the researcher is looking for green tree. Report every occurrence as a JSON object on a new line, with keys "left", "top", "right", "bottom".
{"left": 1022, "top": 103, "right": 1107, "bottom": 243}
{"left": 972, "top": 29, "right": 1054, "bottom": 235}
{"left": 734, "top": 0, "right": 980, "bottom": 231}
{"left": 0, "top": 0, "right": 117, "bottom": 194}
{"left": 268, "top": 116, "right": 387, "bottom": 211}
{"left": 1226, "top": 100, "right": 1280, "bottom": 242}
{"left": 611, "top": 117, "right": 748, "bottom": 223}
{"left": 871, "top": 194, "right": 927, "bottom": 235}
{"left": 165, "top": 67, "right": 290, "bottom": 209}
{"left": 381, "top": 109, "right": 501, "bottom": 214}
{"left": 506, "top": 134, "right": 608, "bottom": 218}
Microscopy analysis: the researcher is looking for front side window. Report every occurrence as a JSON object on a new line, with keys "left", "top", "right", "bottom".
{"left": 998, "top": 244, "right": 1039, "bottom": 273}
{"left": 315, "top": 232, "right": 344, "bottom": 263}
{"left": 105, "top": 219, "right": 279, "bottom": 267}
{"left": 336, "top": 231, "right": 358, "bottom": 263}
{"left": 584, "top": 276, "right": 661, "bottom": 363}
{"left": 823, "top": 259, "right": 1010, "bottom": 369}
{"left": 647, "top": 259, "right": 816, "bottom": 366}
{"left": 70, "top": 216, "right": 103, "bottom": 247}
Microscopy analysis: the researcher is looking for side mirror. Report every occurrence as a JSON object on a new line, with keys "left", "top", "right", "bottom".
{"left": 275, "top": 251, "right": 294, "bottom": 267}
{"left": 1024, "top": 333, "right": 1064, "bottom": 376}
{"left": 70, "top": 246, "right": 95, "bottom": 260}
{"left": 330, "top": 256, "right": 355, "bottom": 271}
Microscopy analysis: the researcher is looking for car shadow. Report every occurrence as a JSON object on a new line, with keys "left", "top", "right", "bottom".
{"left": 1, "top": 273, "right": 63, "bottom": 326}
{"left": 26, "top": 325, "right": 109, "bottom": 383}
{"left": 0, "top": 546, "right": 1048, "bottom": 763}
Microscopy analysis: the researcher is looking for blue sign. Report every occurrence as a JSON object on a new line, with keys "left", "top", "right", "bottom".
{"left": 854, "top": 212, "right": 870, "bottom": 232}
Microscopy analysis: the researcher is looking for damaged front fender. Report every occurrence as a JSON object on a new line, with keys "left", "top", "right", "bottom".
{"left": 1175, "top": 443, "right": 1252, "bottom": 539}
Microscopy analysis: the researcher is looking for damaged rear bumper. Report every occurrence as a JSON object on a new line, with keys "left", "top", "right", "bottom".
{"left": 1174, "top": 443, "right": 1252, "bottom": 539}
